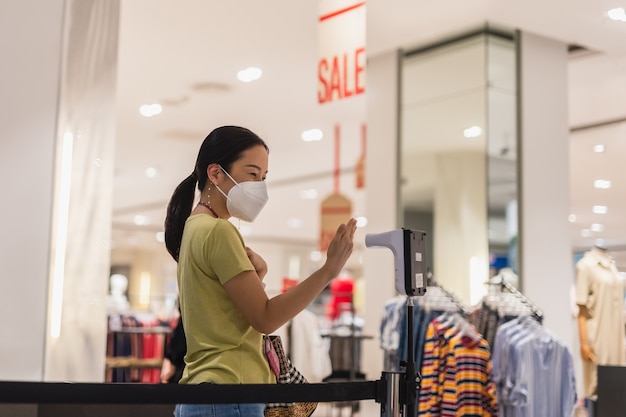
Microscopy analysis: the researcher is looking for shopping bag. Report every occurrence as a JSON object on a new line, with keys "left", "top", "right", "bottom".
{"left": 263, "top": 335, "right": 318, "bottom": 417}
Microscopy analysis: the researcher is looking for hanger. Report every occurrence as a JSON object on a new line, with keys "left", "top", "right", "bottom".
{"left": 487, "top": 275, "right": 544, "bottom": 322}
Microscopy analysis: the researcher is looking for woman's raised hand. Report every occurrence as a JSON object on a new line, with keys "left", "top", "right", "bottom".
{"left": 324, "top": 218, "right": 357, "bottom": 277}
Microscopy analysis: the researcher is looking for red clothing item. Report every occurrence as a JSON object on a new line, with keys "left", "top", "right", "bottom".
{"left": 327, "top": 276, "right": 354, "bottom": 320}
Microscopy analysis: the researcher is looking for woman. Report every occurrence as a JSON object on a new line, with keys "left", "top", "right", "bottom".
{"left": 164, "top": 125, "right": 357, "bottom": 417}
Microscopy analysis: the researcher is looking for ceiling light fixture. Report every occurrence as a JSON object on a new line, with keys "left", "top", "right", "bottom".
{"left": 593, "top": 144, "right": 605, "bottom": 153}
{"left": 139, "top": 103, "right": 162, "bottom": 117}
{"left": 591, "top": 223, "right": 604, "bottom": 232}
{"left": 607, "top": 7, "right": 626, "bottom": 22}
{"left": 463, "top": 125, "right": 482, "bottom": 138}
{"left": 356, "top": 216, "right": 368, "bottom": 227}
{"left": 134, "top": 215, "right": 147, "bottom": 226}
{"left": 581, "top": 229, "right": 592, "bottom": 237}
{"left": 309, "top": 251, "right": 322, "bottom": 262}
{"left": 145, "top": 167, "right": 158, "bottom": 178}
{"left": 287, "top": 218, "right": 303, "bottom": 229}
{"left": 300, "top": 189, "right": 318, "bottom": 200}
{"left": 301, "top": 128, "right": 323, "bottom": 142}
{"left": 237, "top": 67, "right": 263, "bottom": 83}
{"left": 568, "top": 214, "right": 576, "bottom": 223}
{"left": 592, "top": 205, "right": 608, "bottom": 214}
{"left": 594, "top": 179, "right": 611, "bottom": 189}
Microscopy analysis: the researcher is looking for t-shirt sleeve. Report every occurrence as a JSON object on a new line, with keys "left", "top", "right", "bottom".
{"left": 206, "top": 221, "right": 254, "bottom": 284}
{"left": 575, "top": 261, "right": 590, "bottom": 307}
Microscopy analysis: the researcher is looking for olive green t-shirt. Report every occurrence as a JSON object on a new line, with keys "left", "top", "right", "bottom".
{"left": 177, "top": 214, "right": 274, "bottom": 384}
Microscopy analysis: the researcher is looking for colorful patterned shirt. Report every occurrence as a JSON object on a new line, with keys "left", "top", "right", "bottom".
{"left": 418, "top": 314, "right": 498, "bottom": 416}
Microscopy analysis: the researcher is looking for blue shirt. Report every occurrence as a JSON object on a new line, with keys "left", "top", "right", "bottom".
{"left": 492, "top": 317, "right": 577, "bottom": 417}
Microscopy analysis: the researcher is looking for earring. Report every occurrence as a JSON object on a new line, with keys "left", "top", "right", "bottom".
{"left": 198, "top": 183, "right": 219, "bottom": 218}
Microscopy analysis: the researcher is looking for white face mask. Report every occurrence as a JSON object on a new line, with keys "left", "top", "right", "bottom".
{"left": 215, "top": 165, "right": 268, "bottom": 222}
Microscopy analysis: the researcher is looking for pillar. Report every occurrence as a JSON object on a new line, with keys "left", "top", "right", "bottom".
{"left": 362, "top": 49, "right": 402, "bottom": 381}
{"left": 0, "top": 0, "right": 120, "bottom": 382}
{"left": 517, "top": 30, "right": 578, "bottom": 389}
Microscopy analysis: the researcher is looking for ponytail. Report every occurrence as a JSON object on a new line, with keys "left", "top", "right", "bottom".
{"left": 164, "top": 173, "right": 197, "bottom": 262}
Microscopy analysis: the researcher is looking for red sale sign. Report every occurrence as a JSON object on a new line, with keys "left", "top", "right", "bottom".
{"left": 318, "top": 1, "right": 366, "bottom": 104}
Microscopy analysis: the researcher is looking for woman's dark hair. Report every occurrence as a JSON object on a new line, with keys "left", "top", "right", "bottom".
{"left": 164, "top": 126, "right": 269, "bottom": 261}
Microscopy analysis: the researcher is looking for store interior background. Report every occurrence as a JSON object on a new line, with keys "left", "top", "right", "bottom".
{"left": 106, "top": 0, "right": 626, "bottom": 401}
{"left": 3, "top": 0, "right": 626, "bottom": 406}
{"left": 111, "top": 0, "right": 626, "bottom": 307}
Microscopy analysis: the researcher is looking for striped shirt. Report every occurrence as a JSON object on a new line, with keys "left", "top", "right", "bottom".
{"left": 441, "top": 334, "right": 498, "bottom": 416}
{"left": 419, "top": 316, "right": 456, "bottom": 416}
{"left": 419, "top": 315, "right": 498, "bottom": 416}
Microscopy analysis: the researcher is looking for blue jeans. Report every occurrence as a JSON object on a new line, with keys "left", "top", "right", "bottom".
{"left": 174, "top": 403, "right": 265, "bottom": 417}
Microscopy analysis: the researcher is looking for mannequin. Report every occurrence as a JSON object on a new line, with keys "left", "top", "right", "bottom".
{"left": 107, "top": 273, "right": 131, "bottom": 315}
{"left": 575, "top": 245, "right": 625, "bottom": 397}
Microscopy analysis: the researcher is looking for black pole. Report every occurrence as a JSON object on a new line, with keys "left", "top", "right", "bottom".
{"left": 403, "top": 297, "right": 420, "bottom": 417}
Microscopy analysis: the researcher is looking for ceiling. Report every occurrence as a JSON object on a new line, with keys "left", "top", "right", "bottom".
{"left": 111, "top": 0, "right": 626, "bottom": 267}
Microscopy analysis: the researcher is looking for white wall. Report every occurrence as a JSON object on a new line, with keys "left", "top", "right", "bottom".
{"left": 0, "top": 0, "right": 65, "bottom": 381}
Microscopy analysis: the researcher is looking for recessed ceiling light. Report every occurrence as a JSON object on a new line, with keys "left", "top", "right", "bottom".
{"left": 309, "top": 251, "right": 322, "bottom": 262}
{"left": 155, "top": 231, "right": 165, "bottom": 243}
{"left": 594, "top": 179, "right": 611, "bottom": 189}
{"left": 607, "top": 7, "right": 626, "bottom": 22}
{"left": 593, "top": 144, "right": 605, "bottom": 153}
{"left": 356, "top": 216, "right": 368, "bottom": 227}
{"left": 300, "top": 189, "right": 318, "bottom": 200}
{"left": 595, "top": 238, "right": 606, "bottom": 247}
{"left": 301, "top": 129, "right": 323, "bottom": 142}
{"left": 463, "top": 125, "right": 482, "bottom": 138}
{"left": 139, "top": 103, "right": 162, "bottom": 117}
{"left": 134, "top": 215, "right": 147, "bottom": 226}
{"left": 581, "top": 229, "right": 592, "bottom": 237}
{"left": 287, "top": 218, "right": 303, "bottom": 229}
{"left": 591, "top": 223, "right": 604, "bottom": 232}
{"left": 568, "top": 214, "right": 576, "bottom": 223}
{"left": 145, "top": 167, "right": 158, "bottom": 178}
{"left": 592, "top": 205, "right": 608, "bottom": 214}
{"left": 237, "top": 67, "right": 263, "bottom": 82}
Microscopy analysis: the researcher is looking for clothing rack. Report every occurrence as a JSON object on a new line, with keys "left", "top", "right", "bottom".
{"left": 424, "top": 274, "right": 471, "bottom": 316}
{"left": 488, "top": 275, "right": 543, "bottom": 321}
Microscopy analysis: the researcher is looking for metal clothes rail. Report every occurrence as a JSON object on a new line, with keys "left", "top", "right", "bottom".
{"left": 488, "top": 275, "right": 544, "bottom": 321}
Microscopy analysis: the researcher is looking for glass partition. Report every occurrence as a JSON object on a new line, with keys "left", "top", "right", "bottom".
{"left": 400, "top": 31, "right": 518, "bottom": 305}
{"left": 486, "top": 34, "right": 518, "bottom": 283}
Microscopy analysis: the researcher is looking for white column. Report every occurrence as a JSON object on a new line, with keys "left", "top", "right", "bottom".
{"left": 433, "top": 151, "right": 488, "bottom": 306}
{"left": 0, "top": 0, "right": 120, "bottom": 382}
{"left": 518, "top": 31, "right": 578, "bottom": 388}
{"left": 0, "top": 0, "right": 64, "bottom": 382}
{"left": 361, "top": 50, "right": 402, "bottom": 383}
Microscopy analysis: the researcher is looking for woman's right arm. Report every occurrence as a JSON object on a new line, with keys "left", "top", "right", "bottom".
{"left": 224, "top": 218, "right": 357, "bottom": 334}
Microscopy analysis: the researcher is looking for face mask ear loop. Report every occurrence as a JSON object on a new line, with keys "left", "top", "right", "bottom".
{"left": 219, "top": 165, "right": 239, "bottom": 186}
